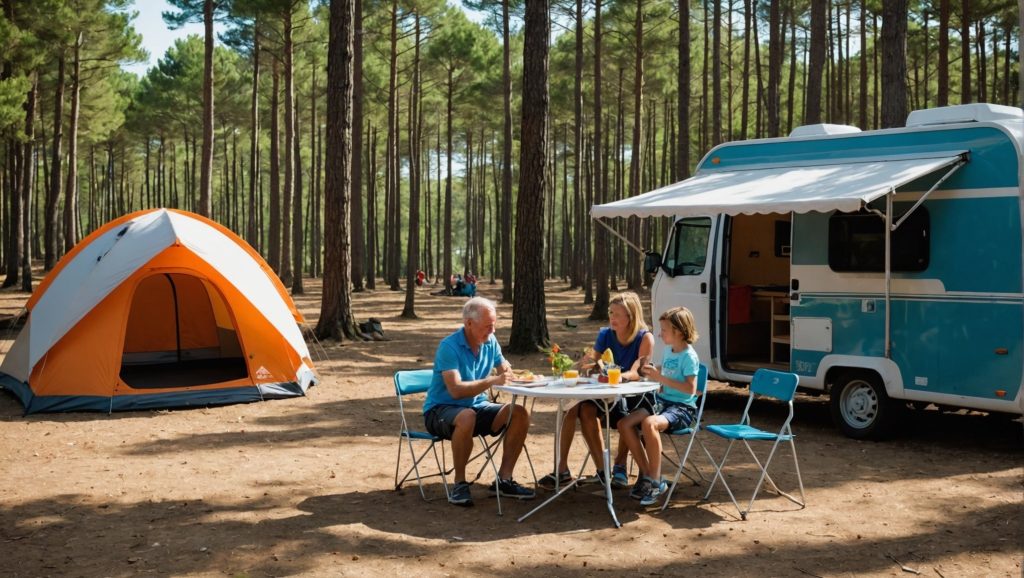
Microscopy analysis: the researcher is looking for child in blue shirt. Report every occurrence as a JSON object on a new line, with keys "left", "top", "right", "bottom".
{"left": 618, "top": 306, "right": 701, "bottom": 506}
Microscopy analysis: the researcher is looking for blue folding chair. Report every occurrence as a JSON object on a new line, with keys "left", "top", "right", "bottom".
{"left": 702, "top": 368, "right": 806, "bottom": 520}
{"left": 393, "top": 369, "right": 508, "bottom": 512}
{"left": 659, "top": 363, "right": 711, "bottom": 510}
{"left": 394, "top": 370, "right": 451, "bottom": 501}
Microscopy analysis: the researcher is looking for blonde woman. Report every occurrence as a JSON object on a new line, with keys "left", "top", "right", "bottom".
{"left": 538, "top": 292, "right": 656, "bottom": 490}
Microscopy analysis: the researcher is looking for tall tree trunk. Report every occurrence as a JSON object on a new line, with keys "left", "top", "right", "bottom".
{"left": 45, "top": 54, "right": 65, "bottom": 270}
{"left": 806, "top": 0, "right": 826, "bottom": 124}
{"left": 63, "top": 32, "right": 82, "bottom": 252}
{"left": 385, "top": 0, "right": 400, "bottom": 290}
{"left": 317, "top": 0, "right": 358, "bottom": 341}
{"left": 248, "top": 29, "right": 260, "bottom": 248}
{"left": 292, "top": 92, "right": 304, "bottom": 294}
{"left": 627, "top": 0, "right": 645, "bottom": 290}
{"left": 676, "top": 0, "right": 690, "bottom": 179}
{"left": 443, "top": 72, "right": 454, "bottom": 294}
{"left": 351, "top": 0, "right": 365, "bottom": 291}
{"left": 711, "top": 0, "right": 721, "bottom": 146}
{"left": 740, "top": 0, "right": 751, "bottom": 140}
{"left": 974, "top": 20, "right": 986, "bottom": 103}
{"left": 960, "top": 0, "right": 970, "bottom": 103}
{"left": 881, "top": 0, "right": 909, "bottom": 128}
{"left": 767, "top": 0, "right": 781, "bottom": 136}
{"left": 500, "top": 0, "right": 513, "bottom": 303}
{"left": 269, "top": 58, "right": 281, "bottom": 271}
{"left": 198, "top": 0, "right": 214, "bottom": 217}
{"left": 16, "top": 75, "right": 36, "bottom": 290}
{"left": 366, "top": 123, "right": 377, "bottom": 289}
{"left": 508, "top": 0, "right": 550, "bottom": 353}
{"left": 402, "top": 14, "right": 423, "bottom": 319}
{"left": 787, "top": 1, "right": 797, "bottom": 133}
{"left": 282, "top": 7, "right": 295, "bottom": 287}
{"left": 937, "top": 0, "right": 949, "bottom": 106}
{"left": 572, "top": 0, "right": 584, "bottom": 290}
{"left": 590, "top": 0, "right": 608, "bottom": 320}
{"left": 860, "top": 0, "right": 869, "bottom": 126}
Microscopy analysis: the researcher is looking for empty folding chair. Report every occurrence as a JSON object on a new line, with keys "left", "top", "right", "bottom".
{"left": 702, "top": 368, "right": 806, "bottom": 520}
{"left": 659, "top": 363, "right": 710, "bottom": 510}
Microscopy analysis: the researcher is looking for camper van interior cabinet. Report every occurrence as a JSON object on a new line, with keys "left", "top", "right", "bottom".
{"left": 596, "top": 103, "right": 1024, "bottom": 440}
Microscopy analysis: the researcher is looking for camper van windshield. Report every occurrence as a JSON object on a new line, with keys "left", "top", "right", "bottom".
{"left": 663, "top": 217, "right": 711, "bottom": 276}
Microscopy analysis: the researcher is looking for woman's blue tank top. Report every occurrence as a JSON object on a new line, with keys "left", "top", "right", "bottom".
{"left": 594, "top": 327, "right": 649, "bottom": 370}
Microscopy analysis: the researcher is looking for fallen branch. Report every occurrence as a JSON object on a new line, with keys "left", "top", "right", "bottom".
{"left": 886, "top": 553, "right": 921, "bottom": 575}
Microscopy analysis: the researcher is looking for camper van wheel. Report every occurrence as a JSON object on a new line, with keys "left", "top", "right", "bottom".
{"left": 830, "top": 370, "right": 901, "bottom": 440}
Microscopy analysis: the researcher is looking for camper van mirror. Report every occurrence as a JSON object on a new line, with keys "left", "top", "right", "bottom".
{"left": 644, "top": 252, "right": 662, "bottom": 275}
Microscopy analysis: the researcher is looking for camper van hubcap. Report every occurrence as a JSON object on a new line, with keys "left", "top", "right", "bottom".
{"left": 840, "top": 381, "right": 878, "bottom": 429}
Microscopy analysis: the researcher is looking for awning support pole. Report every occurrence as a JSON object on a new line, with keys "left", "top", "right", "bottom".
{"left": 594, "top": 217, "right": 647, "bottom": 256}
{"left": 885, "top": 191, "right": 892, "bottom": 359}
{"left": 891, "top": 156, "right": 967, "bottom": 231}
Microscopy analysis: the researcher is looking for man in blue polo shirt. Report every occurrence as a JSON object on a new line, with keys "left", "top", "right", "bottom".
{"left": 424, "top": 297, "right": 535, "bottom": 507}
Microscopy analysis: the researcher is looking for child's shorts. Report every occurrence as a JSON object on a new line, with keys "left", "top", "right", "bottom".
{"left": 660, "top": 402, "right": 697, "bottom": 432}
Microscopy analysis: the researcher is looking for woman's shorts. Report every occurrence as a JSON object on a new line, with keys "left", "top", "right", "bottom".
{"left": 582, "top": 394, "right": 655, "bottom": 429}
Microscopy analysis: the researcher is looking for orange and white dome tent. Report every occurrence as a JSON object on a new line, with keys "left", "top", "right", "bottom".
{"left": 0, "top": 209, "right": 317, "bottom": 413}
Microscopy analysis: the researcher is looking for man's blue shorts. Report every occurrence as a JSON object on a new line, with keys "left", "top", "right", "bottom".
{"left": 424, "top": 402, "right": 506, "bottom": 439}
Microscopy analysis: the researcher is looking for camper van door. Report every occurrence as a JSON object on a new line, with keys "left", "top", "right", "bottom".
{"left": 651, "top": 215, "right": 720, "bottom": 366}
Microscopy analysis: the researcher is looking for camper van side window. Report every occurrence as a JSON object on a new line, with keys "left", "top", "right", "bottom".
{"left": 828, "top": 209, "right": 930, "bottom": 272}
{"left": 663, "top": 217, "right": 711, "bottom": 277}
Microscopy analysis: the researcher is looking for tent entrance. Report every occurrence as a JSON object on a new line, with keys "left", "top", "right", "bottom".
{"left": 120, "top": 273, "right": 248, "bottom": 388}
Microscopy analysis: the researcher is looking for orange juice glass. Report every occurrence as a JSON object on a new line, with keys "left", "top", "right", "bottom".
{"left": 607, "top": 367, "right": 622, "bottom": 385}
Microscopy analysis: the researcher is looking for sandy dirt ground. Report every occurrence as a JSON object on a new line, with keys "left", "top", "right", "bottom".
{"left": 0, "top": 277, "right": 1021, "bottom": 577}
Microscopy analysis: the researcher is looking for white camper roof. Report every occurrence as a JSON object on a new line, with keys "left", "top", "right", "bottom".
{"left": 590, "top": 151, "right": 966, "bottom": 219}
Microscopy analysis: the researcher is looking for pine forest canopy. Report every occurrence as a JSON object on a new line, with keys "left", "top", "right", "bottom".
{"left": 0, "top": 0, "right": 1020, "bottom": 344}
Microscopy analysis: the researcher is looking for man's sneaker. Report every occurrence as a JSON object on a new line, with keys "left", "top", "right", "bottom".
{"left": 640, "top": 478, "right": 669, "bottom": 507}
{"left": 538, "top": 470, "right": 573, "bottom": 490}
{"left": 491, "top": 478, "right": 536, "bottom": 500}
{"left": 630, "top": 477, "right": 652, "bottom": 501}
{"left": 448, "top": 481, "right": 474, "bottom": 507}
{"left": 611, "top": 464, "right": 629, "bottom": 488}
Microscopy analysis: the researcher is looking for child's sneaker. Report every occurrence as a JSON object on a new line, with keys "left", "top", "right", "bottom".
{"left": 611, "top": 464, "right": 629, "bottom": 488}
{"left": 580, "top": 470, "right": 608, "bottom": 486}
{"left": 630, "top": 477, "right": 652, "bottom": 500}
{"left": 640, "top": 478, "right": 669, "bottom": 507}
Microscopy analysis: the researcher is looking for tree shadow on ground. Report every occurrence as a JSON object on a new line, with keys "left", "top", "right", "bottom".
{"left": 2, "top": 489, "right": 1016, "bottom": 577}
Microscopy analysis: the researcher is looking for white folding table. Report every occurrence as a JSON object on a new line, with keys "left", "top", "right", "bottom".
{"left": 494, "top": 380, "right": 660, "bottom": 528}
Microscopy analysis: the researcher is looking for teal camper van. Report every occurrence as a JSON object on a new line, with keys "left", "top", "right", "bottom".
{"left": 592, "top": 103, "right": 1023, "bottom": 439}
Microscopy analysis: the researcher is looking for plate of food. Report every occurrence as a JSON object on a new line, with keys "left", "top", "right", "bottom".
{"left": 510, "top": 369, "right": 546, "bottom": 385}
